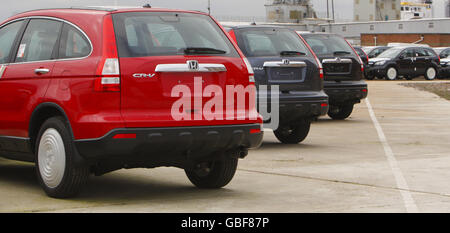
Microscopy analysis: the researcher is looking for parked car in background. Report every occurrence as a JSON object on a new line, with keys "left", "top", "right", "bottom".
{"left": 363, "top": 46, "right": 392, "bottom": 59}
{"left": 0, "top": 7, "right": 264, "bottom": 198}
{"left": 354, "top": 46, "right": 369, "bottom": 65}
{"left": 362, "top": 46, "right": 392, "bottom": 80}
{"left": 439, "top": 57, "right": 450, "bottom": 79}
{"left": 227, "top": 26, "right": 328, "bottom": 144}
{"left": 433, "top": 47, "right": 450, "bottom": 59}
{"left": 366, "top": 46, "right": 440, "bottom": 81}
{"left": 297, "top": 32, "right": 368, "bottom": 120}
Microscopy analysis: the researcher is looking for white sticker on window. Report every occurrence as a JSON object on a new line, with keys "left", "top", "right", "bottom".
{"left": 17, "top": 44, "right": 26, "bottom": 58}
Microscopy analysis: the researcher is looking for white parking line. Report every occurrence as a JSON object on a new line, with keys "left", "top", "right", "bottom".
{"left": 366, "top": 98, "right": 419, "bottom": 213}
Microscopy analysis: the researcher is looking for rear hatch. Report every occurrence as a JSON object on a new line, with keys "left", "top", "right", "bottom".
{"left": 112, "top": 12, "right": 254, "bottom": 128}
{"left": 232, "top": 27, "right": 322, "bottom": 94}
{"left": 301, "top": 34, "right": 363, "bottom": 82}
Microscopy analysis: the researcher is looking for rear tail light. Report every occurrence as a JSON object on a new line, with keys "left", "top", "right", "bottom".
{"left": 298, "top": 34, "right": 323, "bottom": 79}
{"left": 95, "top": 58, "right": 121, "bottom": 92}
{"left": 243, "top": 57, "right": 255, "bottom": 85}
{"left": 95, "top": 15, "right": 120, "bottom": 92}
{"left": 344, "top": 38, "right": 364, "bottom": 72}
{"left": 101, "top": 58, "right": 120, "bottom": 75}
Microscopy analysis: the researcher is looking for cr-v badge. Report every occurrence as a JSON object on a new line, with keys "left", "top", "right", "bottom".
{"left": 133, "top": 73, "right": 156, "bottom": 78}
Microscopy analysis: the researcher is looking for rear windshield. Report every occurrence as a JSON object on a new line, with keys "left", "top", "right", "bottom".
{"left": 301, "top": 34, "right": 354, "bottom": 56}
{"left": 112, "top": 12, "right": 239, "bottom": 57}
{"left": 234, "top": 28, "right": 311, "bottom": 58}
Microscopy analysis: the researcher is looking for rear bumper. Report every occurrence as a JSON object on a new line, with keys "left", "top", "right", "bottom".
{"left": 324, "top": 80, "right": 368, "bottom": 105}
{"left": 259, "top": 91, "right": 329, "bottom": 120}
{"left": 74, "top": 124, "right": 263, "bottom": 163}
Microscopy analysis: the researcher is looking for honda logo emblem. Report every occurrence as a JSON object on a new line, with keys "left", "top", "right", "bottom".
{"left": 187, "top": 60, "right": 199, "bottom": 71}
{"left": 282, "top": 59, "right": 290, "bottom": 65}
{"left": 336, "top": 57, "right": 341, "bottom": 63}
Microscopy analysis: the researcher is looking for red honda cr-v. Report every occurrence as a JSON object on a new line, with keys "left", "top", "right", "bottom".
{"left": 0, "top": 6, "right": 263, "bottom": 198}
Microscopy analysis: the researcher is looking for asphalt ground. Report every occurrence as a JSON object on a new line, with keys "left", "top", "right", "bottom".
{"left": 0, "top": 80, "right": 449, "bottom": 213}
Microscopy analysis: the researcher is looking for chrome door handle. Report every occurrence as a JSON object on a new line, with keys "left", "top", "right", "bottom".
{"left": 35, "top": 68, "right": 50, "bottom": 75}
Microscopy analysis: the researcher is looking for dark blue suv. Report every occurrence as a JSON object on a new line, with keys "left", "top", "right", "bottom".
{"left": 227, "top": 26, "right": 328, "bottom": 144}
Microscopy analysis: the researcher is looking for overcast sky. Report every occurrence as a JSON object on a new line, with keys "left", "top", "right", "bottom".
{"left": 0, "top": 0, "right": 446, "bottom": 22}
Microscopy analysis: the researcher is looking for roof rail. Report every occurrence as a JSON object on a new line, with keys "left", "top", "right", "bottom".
{"left": 71, "top": 6, "right": 143, "bottom": 12}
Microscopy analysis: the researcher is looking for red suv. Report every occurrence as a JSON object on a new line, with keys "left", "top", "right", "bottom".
{"left": 0, "top": 6, "right": 263, "bottom": 198}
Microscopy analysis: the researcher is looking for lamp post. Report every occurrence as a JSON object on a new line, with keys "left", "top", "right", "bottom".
{"left": 331, "top": 0, "right": 335, "bottom": 22}
{"left": 208, "top": 0, "right": 211, "bottom": 15}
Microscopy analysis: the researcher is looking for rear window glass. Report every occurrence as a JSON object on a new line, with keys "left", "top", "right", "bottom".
{"left": 416, "top": 48, "right": 432, "bottom": 57}
{"left": 302, "top": 34, "right": 354, "bottom": 56}
{"left": 234, "top": 28, "right": 311, "bottom": 57}
{"left": 59, "top": 23, "right": 91, "bottom": 59}
{"left": 112, "top": 12, "right": 238, "bottom": 57}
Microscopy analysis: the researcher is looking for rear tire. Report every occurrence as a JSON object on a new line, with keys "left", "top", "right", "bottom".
{"left": 186, "top": 158, "right": 238, "bottom": 189}
{"left": 328, "top": 104, "right": 354, "bottom": 120}
{"left": 425, "top": 67, "right": 437, "bottom": 80}
{"left": 35, "top": 117, "right": 89, "bottom": 198}
{"left": 274, "top": 119, "right": 311, "bottom": 144}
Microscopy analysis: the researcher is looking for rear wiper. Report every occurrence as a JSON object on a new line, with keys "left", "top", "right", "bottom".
{"left": 280, "top": 51, "right": 306, "bottom": 56}
{"left": 333, "top": 51, "right": 351, "bottom": 55}
{"left": 184, "top": 47, "right": 227, "bottom": 55}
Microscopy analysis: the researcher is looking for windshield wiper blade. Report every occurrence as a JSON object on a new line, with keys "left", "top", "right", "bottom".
{"left": 184, "top": 47, "right": 227, "bottom": 55}
{"left": 334, "top": 51, "right": 351, "bottom": 55}
{"left": 280, "top": 51, "right": 306, "bottom": 56}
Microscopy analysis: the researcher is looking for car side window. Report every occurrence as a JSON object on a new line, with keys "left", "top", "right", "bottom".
{"left": 15, "top": 19, "right": 62, "bottom": 63}
{"left": 416, "top": 48, "right": 430, "bottom": 57}
{"left": 401, "top": 49, "right": 415, "bottom": 58}
{"left": 59, "top": 23, "right": 91, "bottom": 59}
{"left": 0, "top": 20, "right": 25, "bottom": 64}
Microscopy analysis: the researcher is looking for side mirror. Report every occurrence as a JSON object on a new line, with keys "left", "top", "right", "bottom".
{"left": 399, "top": 55, "right": 405, "bottom": 60}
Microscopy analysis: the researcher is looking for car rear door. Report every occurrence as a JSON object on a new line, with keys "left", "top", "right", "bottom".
{"left": 397, "top": 48, "right": 415, "bottom": 75}
{"left": 0, "top": 18, "right": 62, "bottom": 138}
{"left": 414, "top": 48, "right": 430, "bottom": 74}
{"left": 112, "top": 12, "right": 252, "bottom": 128}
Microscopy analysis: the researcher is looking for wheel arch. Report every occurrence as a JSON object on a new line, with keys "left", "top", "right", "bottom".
{"left": 28, "top": 102, "right": 74, "bottom": 153}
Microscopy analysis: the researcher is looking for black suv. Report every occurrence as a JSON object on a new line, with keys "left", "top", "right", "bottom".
{"left": 361, "top": 46, "right": 392, "bottom": 80}
{"left": 433, "top": 47, "right": 450, "bottom": 59}
{"left": 366, "top": 46, "right": 440, "bottom": 80}
{"left": 298, "top": 33, "right": 368, "bottom": 120}
{"left": 227, "top": 26, "right": 329, "bottom": 144}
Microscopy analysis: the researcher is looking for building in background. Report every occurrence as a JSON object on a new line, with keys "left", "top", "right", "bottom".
{"left": 354, "top": 0, "right": 401, "bottom": 22}
{"left": 447, "top": 0, "right": 450, "bottom": 17}
{"left": 400, "top": 0, "right": 433, "bottom": 20}
{"left": 265, "top": 0, "right": 316, "bottom": 23}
